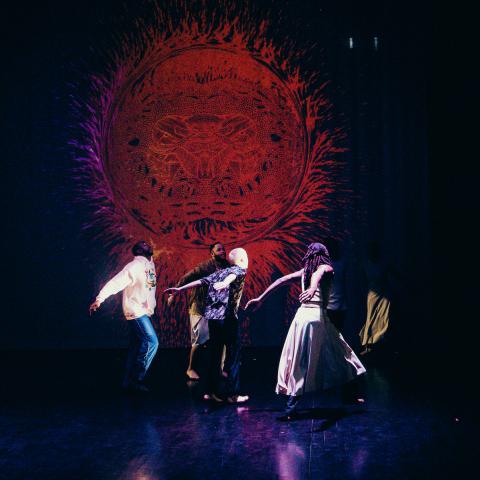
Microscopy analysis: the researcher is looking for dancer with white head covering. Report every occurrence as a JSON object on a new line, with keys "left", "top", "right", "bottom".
{"left": 165, "top": 248, "right": 249, "bottom": 403}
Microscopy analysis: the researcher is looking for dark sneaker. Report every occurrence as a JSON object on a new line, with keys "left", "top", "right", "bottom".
{"left": 276, "top": 411, "right": 300, "bottom": 422}
{"left": 123, "top": 382, "right": 149, "bottom": 393}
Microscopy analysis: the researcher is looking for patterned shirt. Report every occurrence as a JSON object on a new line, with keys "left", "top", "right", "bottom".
{"left": 176, "top": 258, "right": 229, "bottom": 315}
{"left": 200, "top": 265, "right": 247, "bottom": 322}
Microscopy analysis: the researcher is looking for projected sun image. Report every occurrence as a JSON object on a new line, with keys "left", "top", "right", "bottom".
{"left": 73, "top": 2, "right": 345, "bottom": 345}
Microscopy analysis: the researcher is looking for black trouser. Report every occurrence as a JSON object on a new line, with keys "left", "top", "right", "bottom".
{"left": 207, "top": 317, "right": 241, "bottom": 397}
{"left": 223, "top": 315, "right": 241, "bottom": 396}
{"left": 206, "top": 320, "right": 226, "bottom": 396}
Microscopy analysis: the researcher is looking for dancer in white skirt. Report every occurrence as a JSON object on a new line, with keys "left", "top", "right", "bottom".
{"left": 246, "top": 243, "right": 366, "bottom": 418}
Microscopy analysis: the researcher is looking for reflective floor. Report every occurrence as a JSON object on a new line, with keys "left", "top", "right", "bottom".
{"left": 0, "top": 348, "right": 475, "bottom": 479}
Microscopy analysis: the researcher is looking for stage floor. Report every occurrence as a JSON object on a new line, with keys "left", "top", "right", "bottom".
{"left": 0, "top": 348, "right": 474, "bottom": 479}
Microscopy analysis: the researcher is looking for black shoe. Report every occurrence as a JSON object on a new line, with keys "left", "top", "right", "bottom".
{"left": 123, "top": 382, "right": 149, "bottom": 393}
{"left": 285, "top": 395, "right": 301, "bottom": 413}
{"left": 276, "top": 395, "right": 301, "bottom": 421}
{"left": 276, "top": 411, "right": 299, "bottom": 422}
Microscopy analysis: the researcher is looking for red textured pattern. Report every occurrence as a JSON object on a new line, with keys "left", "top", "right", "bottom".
{"left": 74, "top": 7, "right": 345, "bottom": 346}
{"left": 107, "top": 47, "right": 306, "bottom": 247}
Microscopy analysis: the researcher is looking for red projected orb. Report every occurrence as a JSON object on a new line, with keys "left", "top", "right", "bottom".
{"left": 74, "top": 5, "right": 345, "bottom": 346}
{"left": 106, "top": 47, "right": 307, "bottom": 247}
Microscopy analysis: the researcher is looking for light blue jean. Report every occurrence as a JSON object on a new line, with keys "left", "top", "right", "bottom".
{"left": 123, "top": 315, "right": 159, "bottom": 387}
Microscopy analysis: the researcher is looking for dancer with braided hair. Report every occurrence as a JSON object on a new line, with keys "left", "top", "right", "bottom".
{"left": 246, "top": 243, "right": 366, "bottom": 420}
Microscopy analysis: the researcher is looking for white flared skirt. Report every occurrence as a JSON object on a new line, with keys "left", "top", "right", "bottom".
{"left": 276, "top": 305, "right": 366, "bottom": 397}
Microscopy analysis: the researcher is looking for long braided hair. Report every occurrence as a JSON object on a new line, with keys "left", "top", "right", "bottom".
{"left": 302, "top": 242, "right": 333, "bottom": 286}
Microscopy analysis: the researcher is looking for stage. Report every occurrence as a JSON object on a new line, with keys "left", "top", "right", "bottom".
{"left": 0, "top": 348, "right": 473, "bottom": 479}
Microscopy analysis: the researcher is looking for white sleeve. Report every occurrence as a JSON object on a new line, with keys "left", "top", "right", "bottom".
{"left": 96, "top": 262, "right": 135, "bottom": 304}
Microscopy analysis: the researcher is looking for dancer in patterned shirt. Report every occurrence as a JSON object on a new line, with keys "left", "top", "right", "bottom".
{"left": 165, "top": 248, "right": 249, "bottom": 403}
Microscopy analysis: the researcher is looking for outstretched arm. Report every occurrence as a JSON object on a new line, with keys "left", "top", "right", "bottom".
{"left": 298, "top": 265, "right": 334, "bottom": 303}
{"left": 176, "top": 263, "right": 211, "bottom": 287}
{"left": 213, "top": 273, "right": 237, "bottom": 291}
{"left": 89, "top": 264, "right": 134, "bottom": 315}
{"left": 245, "top": 270, "right": 303, "bottom": 311}
{"left": 164, "top": 279, "right": 203, "bottom": 296}
{"left": 167, "top": 261, "right": 215, "bottom": 306}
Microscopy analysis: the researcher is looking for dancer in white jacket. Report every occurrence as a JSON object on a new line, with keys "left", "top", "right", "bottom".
{"left": 89, "top": 240, "right": 158, "bottom": 392}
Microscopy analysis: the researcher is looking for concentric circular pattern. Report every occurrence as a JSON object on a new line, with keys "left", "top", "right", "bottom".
{"left": 106, "top": 46, "right": 307, "bottom": 248}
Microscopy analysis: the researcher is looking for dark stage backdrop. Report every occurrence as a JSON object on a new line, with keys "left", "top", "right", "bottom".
{"left": 2, "top": 0, "right": 430, "bottom": 350}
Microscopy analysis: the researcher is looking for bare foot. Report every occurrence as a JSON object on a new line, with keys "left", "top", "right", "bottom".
{"left": 227, "top": 395, "right": 249, "bottom": 404}
{"left": 186, "top": 369, "right": 200, "bottom": 380}
{"left": 221, "top": 371, "right": 229, "bottom": 378}
{"left": 203, "top": 393, "right": 223, "bottom": 403}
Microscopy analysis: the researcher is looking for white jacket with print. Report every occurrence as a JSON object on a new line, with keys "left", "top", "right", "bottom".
{"left": 96, "top": 256, "right": 157, "bottom": 320}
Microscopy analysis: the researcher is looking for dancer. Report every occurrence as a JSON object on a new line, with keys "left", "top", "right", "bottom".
{"left": 246, "top": 243, "right": 366, "bottom": 420}
{"left": 89, "top": 240, "right": 158, "bottom": 393}
{"left": 167, "top": 242, "right": 229, "bottom": 380}
{"left": 164, "top": 248, "right": 249, "bottom": 404}
{"left": 359, "top": 241, "right": 392, "bottom": 355}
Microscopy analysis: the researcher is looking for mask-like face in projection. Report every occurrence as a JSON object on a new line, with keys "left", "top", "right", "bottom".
{"left": 105, "top": 47, "right": 307, "bottom": 248}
